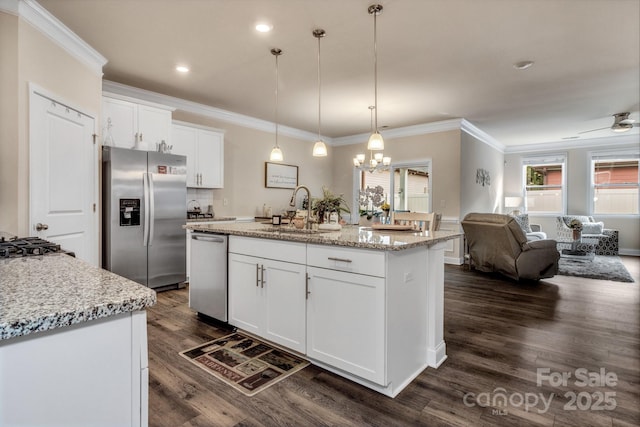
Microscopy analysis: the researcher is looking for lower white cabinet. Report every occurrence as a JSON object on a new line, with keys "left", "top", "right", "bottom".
{"left": 306, "top": 266, "right": 385, "bottom": 385}
{"left": 224, "top": 236, "right": 444, "bottom": 397}
{"left": 228, "top": 252, "right": 306, "bottom": 353}
{"left": 0, "top": 311, "right": 149, "bottom": 427}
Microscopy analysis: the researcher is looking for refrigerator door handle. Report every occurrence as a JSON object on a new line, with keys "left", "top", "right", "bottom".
{"left": 148, "top": 173, "right": 155, "bottom": 246}
{"left": 143, "top": 172, "right": 150, "bottom": 247}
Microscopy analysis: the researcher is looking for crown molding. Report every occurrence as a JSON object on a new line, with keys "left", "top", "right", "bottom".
{"left": 102, "top": 80, "right": 322, "bottom": 143}
{"left": 333, "top": 118, "right": 465, "bottom": 146}
{"left": 504, "top": 133, "right": 640, "bottom": 154}
{"left": 5, "top": 0, "right": 107, "bottom": 75}
{"left": 102, "top": 80, "right": 520, "bottom": 151}
{"left": 460, "top": 119, "right": 505, "bottom": 153}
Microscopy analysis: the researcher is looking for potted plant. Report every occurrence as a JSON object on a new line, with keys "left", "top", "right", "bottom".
{"left": 312, "top": 186, "right": 351, "bottom": 223}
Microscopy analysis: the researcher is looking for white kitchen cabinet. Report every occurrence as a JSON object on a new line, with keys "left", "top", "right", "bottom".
{"left": 0, "top": 311, "right": 149, "bottom": 427}
{"left": 172, "top": 121, "right": 224, "bottom": 188}
{"left": 102, "top": 95, "right": 173, "bottom": 150}
{"left": 228, "top": 237, "right": 306, "bottom": 353}
{"left": 306, "top": 265, "right": 385, "bottom": 384}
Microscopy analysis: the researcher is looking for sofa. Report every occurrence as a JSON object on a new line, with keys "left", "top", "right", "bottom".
{"left": 556, "top": 215, "right": 619, "bottom": 255}
{"left": 461, "top": 213, "right": 560, "bottom": 281}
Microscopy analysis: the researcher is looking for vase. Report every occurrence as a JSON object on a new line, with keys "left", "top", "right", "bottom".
{"left": 572, "top": 229, "right": 581, "bottom": 242}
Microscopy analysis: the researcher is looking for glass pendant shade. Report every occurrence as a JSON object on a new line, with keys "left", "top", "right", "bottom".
{"left": 313, "top": 140, "right": 327, "bottom": 157}
{"left": 270, "top": 146, "right": 283, "bottom": 162}
{"left": 367, "top": 131, "right": 384, "bottom": 150}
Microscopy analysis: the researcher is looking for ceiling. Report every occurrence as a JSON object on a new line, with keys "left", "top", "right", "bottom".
{"left": 37, "top": 0, "right": 640, "bottom": 147}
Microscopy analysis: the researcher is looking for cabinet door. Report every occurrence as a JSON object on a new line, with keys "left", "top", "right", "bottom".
{"left": 171, "top": 124, "right": 198, "bottom": 186}
{"left": 263, "top": 259, "right": 306, "bottom": 353}
{"left": 228, "top": 253, "right": 263, "bottom": 335}
{"left": 306, "top": 266, "right": 386, "bottom": 385}
{"left": 102, "top": 97, "right": 137, "bottom": 148}
{"left": 137, "top": 105, "right": 171, "bottom": 151}
{"left": 198, "top": 130, "right": 224, "bottom": 188}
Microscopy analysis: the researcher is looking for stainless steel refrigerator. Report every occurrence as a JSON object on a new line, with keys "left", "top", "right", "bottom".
{"left": 103, "top": 146, "right": 187, "bottom": 289}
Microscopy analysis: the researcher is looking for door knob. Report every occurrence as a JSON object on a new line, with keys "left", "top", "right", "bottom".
{"left": 36, "top": 223, "right": 49, "bottom": 231}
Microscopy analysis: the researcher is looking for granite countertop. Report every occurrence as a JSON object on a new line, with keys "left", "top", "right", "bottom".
{"left": 185, "top": 222, "right": 462, "bottom": 251}
{"left": 0, "top": 254, "right": 156, "bottom": 341}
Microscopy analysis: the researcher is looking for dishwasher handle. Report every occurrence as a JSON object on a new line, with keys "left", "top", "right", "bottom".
{"left": 191, "top": 234, "right": 226, "bottom": 243}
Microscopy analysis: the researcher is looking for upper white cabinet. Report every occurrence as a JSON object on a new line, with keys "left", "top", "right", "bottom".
{"left": 171, "top": 121, "right": 224, "bottom": 188}
{"left": 102, "top": 95, "right": 173, "bottom": 151}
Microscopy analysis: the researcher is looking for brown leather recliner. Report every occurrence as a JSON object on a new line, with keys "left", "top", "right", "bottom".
{"left": 461, "top": 213, "right": 560, "bottom": 280}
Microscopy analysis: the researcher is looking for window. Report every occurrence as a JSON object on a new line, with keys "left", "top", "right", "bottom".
{"left": 522, "top": 154, "right": 566, "bottom": 214}
{"left": 357, "top": 160, "right": 431, "bottom": 214}
{"left": 591, "top": 151, "right": 639, "bottom": 215}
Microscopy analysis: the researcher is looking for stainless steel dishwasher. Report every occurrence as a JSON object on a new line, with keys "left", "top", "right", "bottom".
{"left": 189, "top": 232, "right": 228, "bottom": 322}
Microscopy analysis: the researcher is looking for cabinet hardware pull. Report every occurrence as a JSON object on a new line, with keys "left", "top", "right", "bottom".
{"left": 261, "top": 265, "right": 266, "bottom": 288}
{"left": 256, "top": 264, "right": 260, "bottom": 287}
{"left": 327, "top": 257, "right": 352, "bottom": 263}
{"left": 305, "top": 273, "right": 310, "bottom": 299}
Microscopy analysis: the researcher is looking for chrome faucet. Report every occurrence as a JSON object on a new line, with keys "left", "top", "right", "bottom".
{"left": 289, "top": 185, "right": 313, "bottom": 229}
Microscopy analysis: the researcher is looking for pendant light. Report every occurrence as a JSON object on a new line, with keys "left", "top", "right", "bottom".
{"left": 367, "top": 4, "right": 384, "bottom": 151}
{"left": 353, "top": 4, "right": 390, "bottom": 173}
{"left": 270, "top": 48, "right": 284, "bottom": 162}
{"left": 312, "top": 29, "right": 328, "bottom": 157}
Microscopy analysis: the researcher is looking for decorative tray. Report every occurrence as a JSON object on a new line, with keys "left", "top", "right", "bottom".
{"left": 371, "top": 224, "right": 414, "bottom": 231}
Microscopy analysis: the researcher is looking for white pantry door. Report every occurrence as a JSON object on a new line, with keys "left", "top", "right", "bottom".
{"left": 29, "top": 89, "right": 98, "bottom": 265}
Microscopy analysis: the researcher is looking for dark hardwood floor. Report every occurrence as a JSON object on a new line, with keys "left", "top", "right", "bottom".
{"left": 146, "top": 257, "right": 640, "bottom": 427}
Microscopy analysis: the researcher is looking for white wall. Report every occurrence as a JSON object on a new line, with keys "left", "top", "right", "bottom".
{"left": 460, "top": 131, "right": 504, "bottom": 217}
{"left": 504, "top": 141, "right": 640, "bottom": 254}
{"left": 172, "top": 110, "right": 334, "bottom": 218}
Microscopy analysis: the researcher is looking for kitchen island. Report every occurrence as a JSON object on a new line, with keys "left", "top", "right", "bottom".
{"left": 0, "top": 253, "right": 156, "bottom": 427}
{"left": 186, "top": 222, "right": 461, "bottom": 397}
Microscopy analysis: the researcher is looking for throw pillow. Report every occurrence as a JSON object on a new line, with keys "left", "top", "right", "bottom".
{"left": 512, "top": 213, "right": 532, "bottom": 233}
{"left": 582, "top": 221, "right": 604, "bottom": 235}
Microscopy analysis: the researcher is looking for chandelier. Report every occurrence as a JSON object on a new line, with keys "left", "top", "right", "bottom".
{"left": 353, "top": 4, "right": 390, "bottom": 173}
{"left": 354, "top": 106, "right": 390, "bottom": 172}
{"left": 269, "top": 48, "right": 284, "bottom": 162}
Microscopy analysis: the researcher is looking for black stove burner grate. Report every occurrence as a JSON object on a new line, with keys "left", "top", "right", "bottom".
{"left": 0, "top": 237, "right": 63, "bottom": 258}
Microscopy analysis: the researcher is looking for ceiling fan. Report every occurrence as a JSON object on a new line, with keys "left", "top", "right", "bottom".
{"left": 579, "top": 112, "right": 638, "bottom": 134}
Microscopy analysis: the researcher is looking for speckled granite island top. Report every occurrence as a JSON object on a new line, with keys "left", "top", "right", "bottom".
{"left": 0, "top": 254, "right": 156, "bottom": 341}
{"left": 185, "top": 222, "right": 462, "bottom": 250}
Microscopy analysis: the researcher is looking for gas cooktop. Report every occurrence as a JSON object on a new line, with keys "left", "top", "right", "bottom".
{"left": 0, "top": 237, "right": 73, "bottom": 258}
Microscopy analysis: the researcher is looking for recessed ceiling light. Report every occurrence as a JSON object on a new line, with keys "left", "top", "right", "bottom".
{"left": 513, "top": 60, "right": 534, "bottom": 70}
{"left": 256, "top": 23, "right": 273, "bottom": 33}
{"left": 176, "top": 65, "right": 190, "bottom": 73}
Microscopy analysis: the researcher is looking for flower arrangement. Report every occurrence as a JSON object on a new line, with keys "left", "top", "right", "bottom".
{"left": 568, "top": 219, "right": 583, "bottom": 231}
{"left": 359, "top": 185, "right": 386, "bottom": 219}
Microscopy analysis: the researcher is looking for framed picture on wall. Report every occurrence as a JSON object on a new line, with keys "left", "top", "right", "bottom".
{"left": 265, "top": 162, "right": 298, "bottom": 189}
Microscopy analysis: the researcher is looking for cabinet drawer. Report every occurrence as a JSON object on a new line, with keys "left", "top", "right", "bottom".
{"left": 307, "top": 244, "right": 385, "bottom": 277}
{"left": 229, "top": 236, "right": 306, "bottom": 264}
